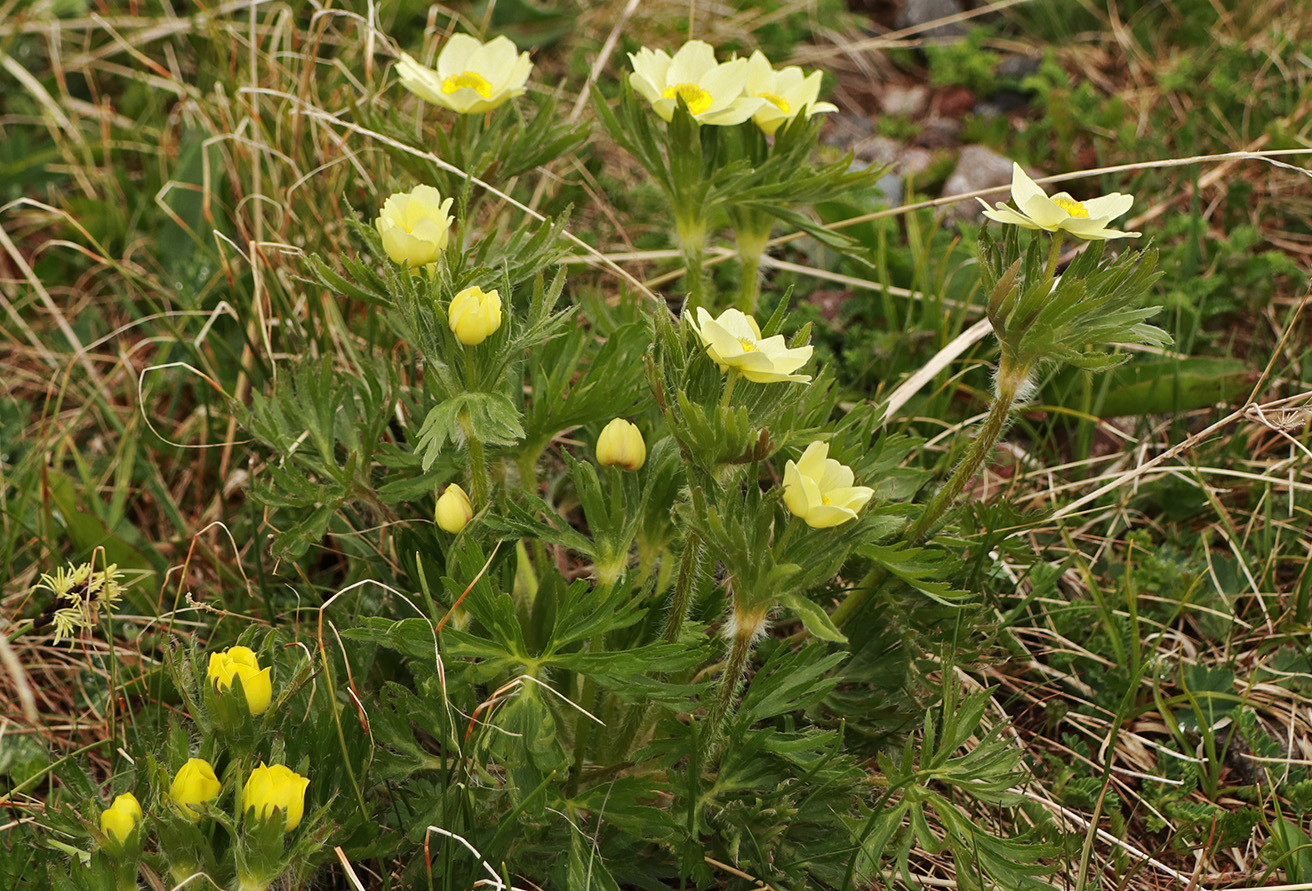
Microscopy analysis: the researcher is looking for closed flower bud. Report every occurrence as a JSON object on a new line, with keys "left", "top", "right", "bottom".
{"left": 375, "top": 185, "right": 455, "bottom": 267}
{"left": 782, "top": 441, "right": 875, "bottom": 529}
{"left": 169, "top": 758, "right": 222, "bottom": 821}
{"left": 207, "top": 646, "right": 273, "bottom": 715}
{"left": 243, "top": 763, "right": 310, "bottom": 833}
{"left": 99, "top": 793, "right": 142, "bottom": 845}
{"left": 596, "top": 418, "right": 646, "bottom": 471}
{"left": 435, "top": 484, "right": 473, "bottom": 533}
{"left": 448, "top": 285, "right": 502, "bottom": 346}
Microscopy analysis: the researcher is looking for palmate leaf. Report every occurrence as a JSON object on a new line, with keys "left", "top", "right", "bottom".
{"left": 415, "top": 392, "right": 525, "bottom": 470}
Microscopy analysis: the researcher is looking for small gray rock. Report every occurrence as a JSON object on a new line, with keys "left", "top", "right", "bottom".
{"left": 881, "top": 84, "right": 930, "bottom": 118}
{"left": 895, "top": 0, "right": 968, "bottom": 41}
{"left": 996, "top": 53, "right": 1042, "bottom": 82}
{"left": 941, "top": 145, "right": 1015, "bottom": 223}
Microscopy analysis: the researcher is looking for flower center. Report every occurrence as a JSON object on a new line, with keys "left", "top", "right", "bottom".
{"left": 821, "top": 494, "right": 832, "bottom": 505}
{"left": 442, "top": 71, "right": 493, "bottom": 98}
{"left": 737, "top": 338, "right": 758, "bottom": 352}
{"left": 1052, "top": 197, "right": 1090, "bottom": 219}
{"left": 758, "top": 92, "right": 790, "bottom": 113}
{"left": 662, "top": 82, "right": 713, "bottom": 116}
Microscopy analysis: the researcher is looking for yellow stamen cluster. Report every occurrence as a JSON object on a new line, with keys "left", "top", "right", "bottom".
{"left": 757, "top": 92, "right": 789, "bottom": 113}
{"left": 442, "top": 71, "right": 493, "bottom": 98}
{"left": 661, "top": 83, "right": 712, "bottom": 116}
{"left": 1051, "top": 197, "right": 1090, "bottom": 218}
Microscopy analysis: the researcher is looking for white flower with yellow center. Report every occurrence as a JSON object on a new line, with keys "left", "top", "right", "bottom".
{"left": 978, "top": 163, "right": 1140, "bottom": 240}
{"left": 743, "top": 50, "right": 837, "bottom": 136}
{"left": 396, "top": 34, "right": 532, "bottom": 115}
{"left": 782, "top": 441, "right": 874, "bottom": 529}
{"left": 690, "top": 307, "right": 812, "bottom": 384}
{"left": 375, "top": 185, "right": 455, "bottom": 267}
{"left": 628, "top": 40, "right": 764, "bottom": 125}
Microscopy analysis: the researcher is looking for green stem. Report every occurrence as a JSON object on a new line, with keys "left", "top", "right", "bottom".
{"left": 676, "top": 215, "right": 708, "bottom": 312}
{"left": 719, "top": 368, "right": 740, "bottom": 409}
{"left": 1044, "top": 233, "right": 1064, "bottom": 281}
{"left": 662, "top": 531, "right": 702, "bottom": 644}
{"left": 700, "top": 607, "right": 766, "bottom": 763}
{"left": 831, "top": 356, "right": 1031, "bottom": 629}
{"left": 567, "top": 628, "right": 606, "bottom": 796}
{"left": 734, "top": 225, "right": 771, "bottom": 314}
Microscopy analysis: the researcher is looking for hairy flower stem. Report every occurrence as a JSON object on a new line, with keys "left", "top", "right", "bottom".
{"left": 461, "top": 416, "right": 490, "bottom": 509}
{"left": 676, "top": 216, "right": 709, "bottom": 311}
{"left": 734, "top": 226, "right": 771, "bottom": 314}
{"left": 567, "top": 655, "right": 600, "bottom": 795}
{"left": 701, "top": 606, "right": 767, "bottom": 763}
{"left": 831, "top": 356, "right": 1032, "bottom": 629}
{"left": 1044, "top": 233, "right": 1064, "bottom": 280}
{"left": 662, "top": 531, "right": 702, "bottom": 644}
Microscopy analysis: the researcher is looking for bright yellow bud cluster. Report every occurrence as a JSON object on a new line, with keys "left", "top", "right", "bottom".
{"left": 99, "top": 793, "right": 141, "bottom": 845}
{"left": 629, "top": 42, "right": 836, "bottom": 134}
{"left": 243, "top": 762, "right": 311, "bottom": 833}
{"left": 208, "top": 646, "right": 273, "bottom": 715}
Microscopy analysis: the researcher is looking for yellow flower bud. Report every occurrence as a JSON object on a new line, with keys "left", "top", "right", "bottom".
{"left": 169, "top": 758, "right": 222, "bottom": 821}
{"left": 596, "top": 418, "right": 646, "bottom": 471}
{"left": 375, "top": 184, "right": 455, "bottom": 267}
{"left": 242, "top": 763, "right": 310, "bottom": 833}
{"left": 207, "top": 646, "right": 273, "bottom": 715}
{"left": 435, "top": 484, "right": 473, "bottom": 533}
{"left": 782, "top": 441, "right": 875, "bottom": 529}
{"left": 99, "top": 793, "right": 142, "bottom": 845}
{"left": 448, "top": 285, "right": 502, "bottom": 346}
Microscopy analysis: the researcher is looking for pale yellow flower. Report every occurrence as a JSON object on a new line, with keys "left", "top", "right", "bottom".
{"left": 628, "top": 40, "right": 764, "bottom": 125}
{"left": 978, "top": 163, "right": 1139, "bottom": 240}
{"left": 169, "top": 758, "right": 222, "bottom": 821}
{"left": 743, "top": 51, "right": 837, "bottom": 136}
{"left": 207, "top": 646, "right": 273, "bottom": 715}
{"left": 243, "top": 763, "right": 310, "bottom": 833}
{"left": 782, "top": 441, "right": 874, "bottom": 529}
{"left": 396, "top": 35, "right": 532, "bottom": 114}
{"left": 376, "top": 185, "right": 455, "bottom": 267}
{"left": 448, "top": 285, "right": 503, "bottom": 345}
{"left": 99, "top": 793, "right": 141, "bottom": 845}
{"left": 435, "top": 484, "right": 473, "bottom": 533}
{"left": 690, "top": 307, "right": 812, "bottom": 384}
{"left": 596, "top": 418, "right": 646, "bottom": 471}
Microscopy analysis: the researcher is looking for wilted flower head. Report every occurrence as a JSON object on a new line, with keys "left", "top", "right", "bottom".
{"left": 782, "top": 441, "right": 874, "bottom": 529}
{"left": 435, "top": 484, "right": 474, "bottom": 533}
{"left": 690, "top": 307, "right": 813, "bottom": 384}
{"left": 396, "top": 35, "right": 532, "bottom": 114}
{"left": 628, "top": 41, "right": 764, "bottom": 125}
{"left": 243, "top": 763, "right": 310, "bottom": 833}
{"left": 169, "top": 758, "right": 222, "bottom": 821}
{"left": 743, "top": 51, "right": 837, "bottom": 136}
{"left": 596, "top": 418, "right": 646, "bottom": 471}
{"left": 99, "top": 793, "right": 142, "bottom": 846}
{"left": 979, "top": 163, "right": 1139, "bottom": 240}
{"left": 375, "top": 185, "right": 455, "bottom": 268}
{"left": 448, "top": 285, "right": 503, "bottom": 346}
{"left": 35, "top": 560, "right": 125, "bottom": 643}
{"left": 207, "top": 646, "right": 273, "bottom": 715}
